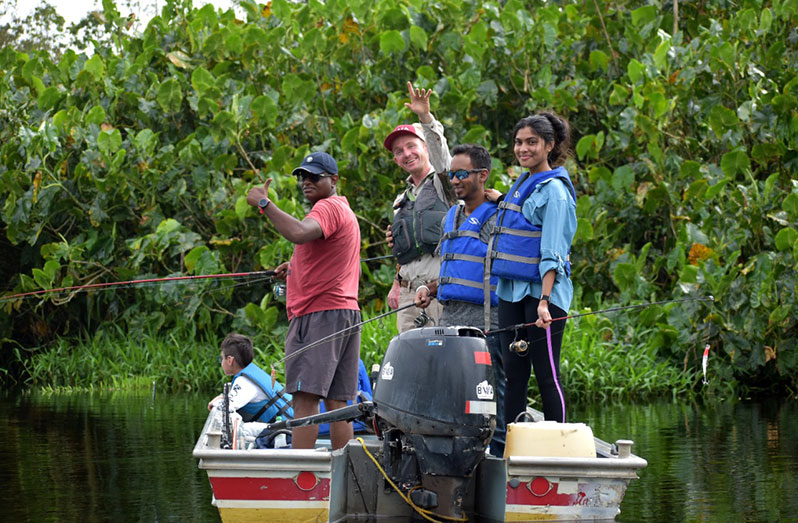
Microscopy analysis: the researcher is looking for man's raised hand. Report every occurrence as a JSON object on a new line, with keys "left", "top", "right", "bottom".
{"left": 246, "top": 179, "right": 272, "bottom": 208}
{"left": 404, "top": 81, "right": 433, "bottom": 124}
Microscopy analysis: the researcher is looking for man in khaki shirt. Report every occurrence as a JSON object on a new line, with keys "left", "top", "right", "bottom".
{"left": 384, "top": 110, "right": 454, "bottom": 332}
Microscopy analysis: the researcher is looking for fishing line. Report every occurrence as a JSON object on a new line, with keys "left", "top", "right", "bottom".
{"left": 1, "top": 270, "right": 278, "bottom": 303}
{"left": 33, "top": 275, "right": 276, "bottom": 308}
{"left": 270, "top": 296, "right": 714, "bottom": 375}
{"left": 270, "top": 302, "right": 419, "bottom": 373}
{"left": 3, "top": 251, "right": 396, "bottom": 303}
{"left": 181, "top": 276, "right": 277, "bottom": 301}
{"left": 487, "top": 295, "right": 714, "bottom": 337}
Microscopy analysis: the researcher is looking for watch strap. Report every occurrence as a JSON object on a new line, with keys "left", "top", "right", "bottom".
{"left": 539, "top": 294, "right": 550, "bottom": 303}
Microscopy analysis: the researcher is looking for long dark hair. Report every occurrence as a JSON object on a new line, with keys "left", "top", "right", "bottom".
{"left": 512, "top": 112, "right": 571, "bottom": 167}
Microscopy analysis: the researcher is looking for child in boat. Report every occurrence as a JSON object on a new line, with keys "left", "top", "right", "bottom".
{"left": 207, "top": 333, "right": 293, "bottom": 423}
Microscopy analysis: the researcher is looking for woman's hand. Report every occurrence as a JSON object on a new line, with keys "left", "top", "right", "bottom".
{"left": 485, "top": 188, "right": 502, "bottom": 202}
{"left": 535, "top": 300, "right": 552, "bottom": 329}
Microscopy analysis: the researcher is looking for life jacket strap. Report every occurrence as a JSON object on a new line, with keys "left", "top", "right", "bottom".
{"left": 491, "top": 252, "right": 542, "bottom": 264}
{"left": 250, "top": 387, "right": 291, "bottom": 422}
{"left": 499, "top": 201, "right": 523, "bottom": 212}
{"left": 441, "top": 252, "right": 486, "bottom": 263}
{"left": 440, "top": 276, "right": 497, "bottom": 291}
{"left": 441, "top": 230, "right": 481, "bottom": 241}
{"left": 492, "top": 226, "right": 542, "bottom": 238}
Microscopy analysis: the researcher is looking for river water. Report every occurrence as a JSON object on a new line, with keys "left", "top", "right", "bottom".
{"left": 1, "top": 391, "right": 796, "bottom": 522}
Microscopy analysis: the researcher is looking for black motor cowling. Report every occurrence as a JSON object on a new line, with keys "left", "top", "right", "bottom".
{"left": 326, "top": 326, "right": 500, "bottom": 521}
{"left": 374, "top": 326, "right": 496, "bottom": 477}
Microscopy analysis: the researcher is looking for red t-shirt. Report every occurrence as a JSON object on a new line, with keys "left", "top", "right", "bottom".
{"left": 286, "top": 196, "right": 361, "bottom": 320}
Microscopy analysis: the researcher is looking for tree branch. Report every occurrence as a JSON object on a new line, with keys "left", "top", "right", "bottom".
{"left": 591, "top": 0, "right": 618, "bottom": 65}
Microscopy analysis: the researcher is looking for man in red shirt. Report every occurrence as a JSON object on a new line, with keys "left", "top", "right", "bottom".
{"left": 246, "top": 152, "right": 361, "bottom": 450}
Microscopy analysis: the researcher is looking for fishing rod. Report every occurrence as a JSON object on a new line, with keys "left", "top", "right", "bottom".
{"left": 270, "top": 302, "right": 421, "bottom": 373}
{"left": 360, "top": 254, "right": 394, "bottom": 263}
{"left": 0, "top": 270, "right": 278, "bottom": 303}
{"left": 3, "top": 253, "right": 397, "bottom": 304}
{"left": 486, "top": 295, "right": 715, "bottom": 336}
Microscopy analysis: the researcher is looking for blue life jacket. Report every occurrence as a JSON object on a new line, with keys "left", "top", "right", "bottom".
{"left": 490, "top": 167, "right": 576, "bottom": 282}
{"left": 233, "top": 362, "right": 294, "bottom": 423}
{"left": 318, "top": 359, "right": 373, "bottom": 435}
{"left": 438, "top": 202, "right": 499, "bottom": 306}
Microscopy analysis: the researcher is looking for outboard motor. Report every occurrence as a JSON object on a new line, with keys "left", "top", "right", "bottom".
{"left": 373, "top": 326, "right": 496, "bottom": 519}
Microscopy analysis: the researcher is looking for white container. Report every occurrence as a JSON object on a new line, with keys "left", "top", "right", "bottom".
{"left": 504, "top": 421, "right": 596, "bottom": 458}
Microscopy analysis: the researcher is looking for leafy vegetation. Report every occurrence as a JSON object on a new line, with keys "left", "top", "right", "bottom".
{"left": 20, "top": 303, "right": 399, "bottom": 394}
{"left": 1, "top": 0, "right": 797, "bottom": 397}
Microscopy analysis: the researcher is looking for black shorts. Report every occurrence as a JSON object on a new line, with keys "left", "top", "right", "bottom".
{"left": 284, "top": 309, "right": 361, "bottom": 401}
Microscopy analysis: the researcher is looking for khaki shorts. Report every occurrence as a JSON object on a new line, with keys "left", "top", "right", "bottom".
{"left": 285, "top": 309, "right": 361, "bottom": 401}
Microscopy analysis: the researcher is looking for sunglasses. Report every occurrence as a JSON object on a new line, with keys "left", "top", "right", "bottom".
{"left": 298, "top": 172, "right": 333, "bottom": 183}
{"left": 447, "top": 169, "right": 483, "bottom": 180}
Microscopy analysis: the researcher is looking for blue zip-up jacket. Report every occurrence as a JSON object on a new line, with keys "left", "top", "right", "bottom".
{"left": 438, "top": 202, "right": 499, "bottom": 306}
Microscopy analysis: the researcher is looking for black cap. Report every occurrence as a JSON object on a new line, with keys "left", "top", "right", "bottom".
{"left": 291, "top": 152, "right": 338, "bottom": 176}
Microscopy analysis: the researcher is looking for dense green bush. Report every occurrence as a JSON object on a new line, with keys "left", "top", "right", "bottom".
{"left": 1, "top": 0, "right": 796, "bottom": 395}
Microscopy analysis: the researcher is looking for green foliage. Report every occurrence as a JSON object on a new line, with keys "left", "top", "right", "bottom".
{"left": 18, "top": 304, "right": 395, "bottom": 392}
{"left": 561, "top": 305, "right": 704, "bottom": 402}
{"left": 1, "top": 0, "right": 797, "bottom": 395}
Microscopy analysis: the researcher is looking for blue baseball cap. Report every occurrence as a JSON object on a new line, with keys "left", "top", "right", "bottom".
{"left": 291, "top": 152, "right": 338, "bottom": 176}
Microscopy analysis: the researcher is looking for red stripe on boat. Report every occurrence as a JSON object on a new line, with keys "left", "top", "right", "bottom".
{"left": 506, "top": 478, "right": 576, "bottom": 507}
{"left": 474, "top": 351, "right": 491, "bottom": 365}
{"left": 210, "top": 476, "right": 330, "bottom": 501}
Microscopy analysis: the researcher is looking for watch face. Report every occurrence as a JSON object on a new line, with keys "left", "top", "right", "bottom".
{"left": 258, "top": 198, "right": 269, "bottom": 207}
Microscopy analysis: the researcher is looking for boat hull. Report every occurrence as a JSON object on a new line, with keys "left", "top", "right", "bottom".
{"left": 193, "top": 411, "right": 331, "bottom": 523}
{"left": 194, "top": 410, "right": 646, "bottom": 522}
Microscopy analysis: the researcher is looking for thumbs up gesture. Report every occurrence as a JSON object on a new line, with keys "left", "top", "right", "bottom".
{"left": 246, "top": 180, "right": 272, "bottom": 208}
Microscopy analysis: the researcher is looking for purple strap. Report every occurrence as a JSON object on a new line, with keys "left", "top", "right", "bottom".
{"left": 546, "top": 325, "right": 566, "bottom": 423}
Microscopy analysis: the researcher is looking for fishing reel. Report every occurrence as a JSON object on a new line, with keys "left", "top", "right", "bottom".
{"left": 413, "top": 310, "right": 430, "bottom": 328}
{"left": 509, "top": 339, "right": 528, "bottom": 355}
{"left": 273, "top": 283, "right": 286, "bottom": 302}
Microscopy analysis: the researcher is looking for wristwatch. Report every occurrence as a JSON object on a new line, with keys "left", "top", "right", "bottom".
{"left": 539, "top": 294, "right": 550, "bottom": 303}
{"left": 258, "top": 198, "right": 270, "bottom": 214}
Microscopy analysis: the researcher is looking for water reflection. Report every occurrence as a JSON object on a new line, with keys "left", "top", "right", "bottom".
{"left": 1, "top": 392, "right": 796, "bottom": 522}
{"left": 571, "top": 400, "right": 798, "bottom": 522}
{"left": 0, "top": 391, "right": 218, "bottom": 523}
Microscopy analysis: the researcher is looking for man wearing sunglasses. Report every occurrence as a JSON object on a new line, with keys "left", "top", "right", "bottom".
{"left": 246, "top": 152, "right": 361, "bottom": 450}
{"left": 401, "top": 82, "right": 506, "bottom": 457}
{"left": 412, "top": 144, "right": 506, "bottom": 457}
{"left": 384, "top": 85, "right": 456, "bottom": 332}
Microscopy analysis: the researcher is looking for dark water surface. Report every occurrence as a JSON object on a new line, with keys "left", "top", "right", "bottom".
{"left": 572, "top": 400, "right": 798, "bottom": 522}
{"left": 0, "top": 391, "right": 217, "bottom": 522}
{"left": 1, "top": 391, "right": 796, "bottom": 522}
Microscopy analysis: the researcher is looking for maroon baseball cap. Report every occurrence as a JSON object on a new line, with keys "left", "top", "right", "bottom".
{"left": 383, "top": 123, "right": 426, "bottom": 151}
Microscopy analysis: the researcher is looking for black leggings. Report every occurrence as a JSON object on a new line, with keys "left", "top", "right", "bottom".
{"left": 499, "top": 297, "right": 567, "bottom": 424}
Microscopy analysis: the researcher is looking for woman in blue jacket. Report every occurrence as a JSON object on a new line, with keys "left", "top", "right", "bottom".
{"left": 490, "top": 113, "right": 576, "bottom": 425}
